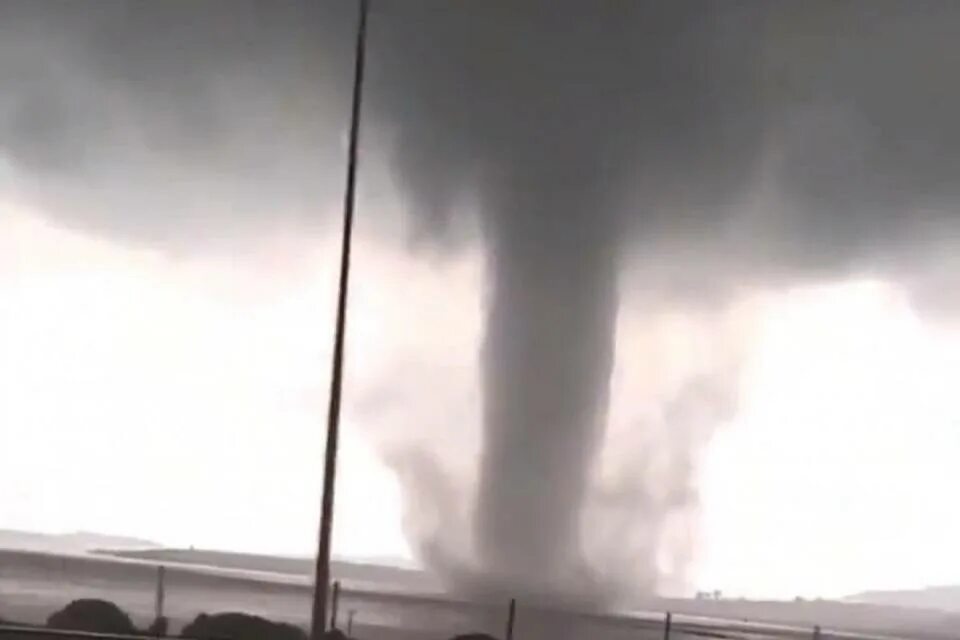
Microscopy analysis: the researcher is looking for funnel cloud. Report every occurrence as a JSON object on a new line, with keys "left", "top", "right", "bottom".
{"left": 369, "top": 3, "right": 764, "bottom": 602}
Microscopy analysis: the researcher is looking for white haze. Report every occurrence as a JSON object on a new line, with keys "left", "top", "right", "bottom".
{"left": 3, "top": 201, "right": 960, "bottom": 600}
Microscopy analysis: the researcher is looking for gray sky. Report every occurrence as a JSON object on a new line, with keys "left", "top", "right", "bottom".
{"left": 2, "top": 0, "right": 960, "bottom": 601}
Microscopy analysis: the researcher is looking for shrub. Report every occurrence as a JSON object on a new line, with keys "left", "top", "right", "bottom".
{"left": 47, "top": 599, "right": 137, "bottom": 635}
{"left": 182, "top": 612, "right": 306, "bottom": 640}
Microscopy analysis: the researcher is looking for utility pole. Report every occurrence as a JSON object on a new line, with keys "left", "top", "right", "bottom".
{"left": 309, "top": 1, "right": 369, "bottom": 640}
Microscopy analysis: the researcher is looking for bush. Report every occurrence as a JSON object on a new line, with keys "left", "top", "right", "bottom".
{"left": 182, "top": 612, "right": 306, "bottom": 640}
{"left": 47, "top": 599, "right": 137, "bottom": 634}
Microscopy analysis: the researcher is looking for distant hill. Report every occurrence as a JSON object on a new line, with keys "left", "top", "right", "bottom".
{"left": 846, "top": 585, "right": 960, "bottom": 613}
{"left": 0, "top": 529, "right": 157, "bottom": 554}
{"left": 0, "top": 530, "right": 436, "bottom": 594}
{"left": 93, "top": 547, "right": 439, "bottom": 593}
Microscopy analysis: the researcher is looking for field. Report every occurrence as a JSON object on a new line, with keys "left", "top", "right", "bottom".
{"left": 0, "top": 549, "right": 957, "bottom": 640}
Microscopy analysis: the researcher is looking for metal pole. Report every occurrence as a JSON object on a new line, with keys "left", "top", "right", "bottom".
{"left": 329, "top": 580, "right": 341, "bottom": 630}
{"left": 662, "top": 612, "right": 671, "bottom": 640}
{"left": 505, "top": 598, "right": 516, "bottom": 640}
{"left": 309, "top": 1, "right": 369, "bottom": 639}
{"left": 347, "top": 611, "right": 356, "bottom": 637}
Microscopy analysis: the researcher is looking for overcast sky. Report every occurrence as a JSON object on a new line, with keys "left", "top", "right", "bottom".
{"left": 2, "top": 1, "right": 960, "bottom": 602}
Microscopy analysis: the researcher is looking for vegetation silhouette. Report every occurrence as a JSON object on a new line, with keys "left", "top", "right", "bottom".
{"left": 46, "top": 599, "right": 137, "bottom": 635}
{"left": 20, "top": 598, "right": 505, "bottom": 640}
{"left": 182, "top": 612, "right": 306, "bottom": 640}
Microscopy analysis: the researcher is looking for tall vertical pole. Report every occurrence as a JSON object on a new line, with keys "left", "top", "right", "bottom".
{"left": 505, "top": 598, "right": 516, "bottom": 640}
{"left": 310, "top": 1, "right": 370, "bottom": 640}
{"left": 662, "top": 612, "right": 672, "bottom": 640}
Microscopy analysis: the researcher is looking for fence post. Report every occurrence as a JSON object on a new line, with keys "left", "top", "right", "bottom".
{"left": 663, "top": 612, "right": 672, "bottom": 640}
{"left": 505, "top": 598, "right": 516, "bottom": 640}
{"left": 154, "top": 565, "right": 166, "bottom": 624}
{"left": 329, "top": 580, "right": 342, "bottom": 630}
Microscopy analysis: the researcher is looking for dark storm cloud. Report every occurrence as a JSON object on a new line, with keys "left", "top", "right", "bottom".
{"left": 0, "top": 0, "right": 356, "bottom": 246}
{"left": 3, "top": 2, "right": 957, "bottom": 271}
{"left": 3, "top": 0, "right": 960, "bottom": 605}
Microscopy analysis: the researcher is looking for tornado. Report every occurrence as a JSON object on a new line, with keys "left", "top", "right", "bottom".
{"left": 370, "top": 2, "right": 761, "bottom": 601}
{"left": 372, "top": 4, "right": 642, "bottom": 599}
{"left": 476, "top": 160, "right": 621, "bottom": 594}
